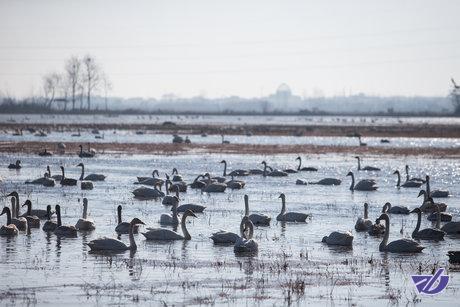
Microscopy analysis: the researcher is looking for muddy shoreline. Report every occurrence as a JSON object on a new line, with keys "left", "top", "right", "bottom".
{"left": 2, "top": 122, "right": 460, "bottom": 138}
{"left": 1, "top": 141, "right": 459, "bottom": 157}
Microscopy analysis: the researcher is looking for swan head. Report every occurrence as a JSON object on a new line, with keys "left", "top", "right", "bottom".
{"left": 417, "top": 190, "right": 425, "bottom": 198}
{"left": 16, "top": 160, "right": 21, "bottom": 165}
{"left": 220, "top": 160, "right": 226, "bottom": 164}
{"left": 261, "top": 161, "right": 267, "bottom": 165}
{"left": 79, "top": 145, "right": 82, "bottom": 148}
{"left": 376, "top": 213, "right": 388, "bottom": 224}
{"left": 410, "top": 208, "right": 421, "bottom": 214}
{"left": 77, "top": 163, "right": 84, "bottom": 167}
{"left": 22, "top": 199, "right": 32, "bottom": 208}
{"left": 392, "top": 170, "right": 399, "bottom": 175}
{"left": 172, "top": 167, "right": 178, "bottom": 174}
{"left": 165, "top": 173, "right": 170, "bottom": 180}
{"left": 346, "top": 171, "right": 353, "bottom": 177}
{"left": 117, "top": 205, "right": 122, "bottom": 212}
{"left": 7, "top": 191, "right": 18, "bottom": 198}
{"left": 384, "top": 202, "right": 391, "bottom": 209}
{"left": 130, "top": 218, "right": 145, "bottom": 226}
{"left": 405, "top": 165, "right": 409, "bottom": 170}
{"left": 295, "top": 156, "right": 301, "bottom": 161}
{"left": 83, "top": 198, "right": 88, "bottom": 205}
{"left": 244, "top": 194, "right": 249, "bottom": 202}
{"left": 425, "top": 175, "right": 430, "bottom": 181}
{"left": 278, "top": 193, "right": 285, "bottom": 200}
{"left": 364, "top": 202, "right": 369, "bottom": 209}
{"left": 184, "top": 209, "right": 198, "bottom": 219}
{"left": 60, "top": 166, "right": 64, "bottom": 170}
{"left": 354, "top": 156, "right": 359, "bottom": 159}
{"left": 55, "top": 204, "right": 61, "bottom": 214}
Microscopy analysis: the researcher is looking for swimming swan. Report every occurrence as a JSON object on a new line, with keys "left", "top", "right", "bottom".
{"left": 88, "top": 218, "right": 145, "bottom": 251}
{"left": 355, "top": 156, "right": 380, "bottom": 171}
{"left": 77, "top": 163, "right": 106, "bottom": 181}
{"left": 244, "top": 194, "right": 271, "bottom": 226}
{"left": 115, "top": 205, "right": 140, "bottom": 234}
{"left": 346, "top": 171, "right": 377, "bottom": 191}
{"left": 0, "top": 207, "right": 19, "bottom": 236}
{"left": 276, "top": 193, "right": 309, "bottom": 222}
{"left": 376, "top": 213, "right": 424, "bottom": 253}
{"left": 54, "top": 205, "right": 77, "bottom": 237}
{"left": 410, "top": 207, "right": 445, "bottom": 240}
{"left": 355, "top": 203, "right": 373, "bottom": 231}
{"left": 142, "top": 210, "right": 197, "bottom": 240}
{"left": 234, "top": 216, "right": 258, "bottom": 254}
{"left": 75, "top": 198, "right": 96, "bottom": 231}
{"left": 322, "top": 231, "right": 353, "bottom": 246}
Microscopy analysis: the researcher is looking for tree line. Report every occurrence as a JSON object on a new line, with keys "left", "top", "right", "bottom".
{"left": 42, "top": 55, "right": 111, "bottom": 111}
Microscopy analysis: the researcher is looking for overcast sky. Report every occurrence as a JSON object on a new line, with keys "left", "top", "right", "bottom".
{"left": 1, "top": 0, "right": 459, "bottom": 99}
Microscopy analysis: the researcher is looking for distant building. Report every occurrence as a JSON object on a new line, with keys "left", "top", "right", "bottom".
{"left": 266, "top": 83, "right": 303, "bottom": 112}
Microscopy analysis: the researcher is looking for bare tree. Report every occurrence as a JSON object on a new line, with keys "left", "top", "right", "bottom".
{"left": 102, "top": 74, "right": 112, "bottom": 112}
{"left": 82, "top": 55, "right": 101, "bottom": 111}
{"left": 43, "top": 72, "right": 62, "bottom": 109}
{"left": 65, "top": 56, "right": 81, "bottom": 111}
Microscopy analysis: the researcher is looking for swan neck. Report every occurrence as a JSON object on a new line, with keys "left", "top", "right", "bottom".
{"left": 405, "top": 167, "right": 410, "bottom": 181}
{"left": 357, "top": 158, "right": 361, "bottom": 170}
{"left": 117, "top": 207, "right": 122, "bottom": 224}
{"left": 79, "top": 165, "right": 84, "bottom": 180}
{"left": 57, "top": 208, "right": 62, "bottom": 227}
{"left": 15, "top": 196, "right": 20, "bottom": 217}
{"left": 380, "top": 216, "right": 390, "bottom": 251}
{"left": 396, "top": 172, "right": 400, "bottom": 187}
{"left": 413, "top": 210, "right": 421, "bottom": 237}
{"left": 10, "top": 198, "right": 16, "bottom": 219}
{"left": 435, "top": 205, "right": 441, "bottom": 229}
{"left": 129, "top": 223, "right": 137, "bottom": 250}
{"left": 426, "top": 178, "right": 430, "bottom": 195}
{"left": 281, "top": 197, "right": 286, "bottom": 214}
{"left": 6, "top": 208, "right": 11, "bottom": 225}
{"left": 181, "top": 213, "right": 191, "bottom": 240}
{"left": 82, "top": 202, "right": 88, "bottom": 219}
{"left": 263, "top": 163, "right": 267, "bottom": 177}
{"left": 364, "top": 205, "right": 368, "bottom": 219}
{"left": 247, "top": 221, "right": 254, "bottom": 239}
{"left": 172, "top": 202, "right": 178, "bottom": 224}
{"left": 297, "top": 157, "right": 301, "bottom": 170}
{"left": 349, "top": 173, "right": 355, "bottom": 190}
{"left": 27, "top": 202, "right": 32, "bottom": 215}
{"left": 223, "top": 161, "right": 227, "bottom": 176}
{"left": 244, "top": 198, "right": 249, "bottom": 216}
{"left": 61, "top": 167, "right": 65, "bottom": 182}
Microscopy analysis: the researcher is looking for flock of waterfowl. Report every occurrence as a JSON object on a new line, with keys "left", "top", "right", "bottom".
{"left": 1, "top": 150, "right": 458, "bottom": 257}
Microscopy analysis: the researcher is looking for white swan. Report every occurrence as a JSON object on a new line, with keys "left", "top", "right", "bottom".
{"left": 159, "top": 196, "right": 179, "bottom": 225}
{"left": 355, "top": 156, "right": 380, "bottom": 171}
{"left": 262, "top": 161, "right": 288, "bottom": 177}
{"left": 54, "top": 205, "right": 77, "bottom": 238}
{"left": 115, "top": 205, "right": 139, "bottom": 234}
{"left": 295, "top": 156, "right": 318, "bottom": 172}
{"left": 244, "top": 194, "right": 270, "bottom": 226}
{"left": 417, "top": 190, "right": 447, "bottom": 212}
{"left": 0, "top": 207, "right": 19, "bottom": 236}
{"left": 132, "top": 184, "right": 165, "bottom": 200}
{"left": 355, "top": 203, "right": 373, "bottom": 231}
{"left": 75, "top": 198, "right": 96, "bottom": 231}
{"left": 142, "top": 210, "right": 197, "bottom": 240}
{"left": 405, "top": 165, "right": 424, "bottom": 183}
{"left": 226, "top": 175, "right": 245, "bottom": 190}
{"left": 7, "top": 192, "right": 27, "bottom": 231}
{"left": 441, "top": 221, "right": 460, "bottom": 234}
{"left": 276, "top": 193, "right": 309, "bottom": 222}
{"left": 393, "top": 170, "right": 422, "bottom": 188}
{"left": 234, "top": 216, "right": 258, "bottom": 254}
{"left": 60, "top": 166, "right": 77, "bottom": 186}
{"left": 42, "top": 205, "right": 58, "bottom": 232}
{"left": 21, "top": 200, "right": 40, "bottom": 228}
{"left": 221, "top": 160, "right": 249, "bottom": 176}
{"left": 382, "top": 202, "right": 409, "bottom": 215}
{"left": 137, "top": 169, "right": 160, "bottom": 183}
{"left": 322, "top": 231, "right": 353, "bottom": 246}
{"left": 202, "top": 173, "right": 227, "bottom": 193}
{"left": 346, "top": 171, "right": 377, "bottom": 191}
{"left": 77, "top": 163, "right": 106, "bottom": 181}
{"left": 376, "top": 213, "right": 424, "bottom": 253}
{"left": 88, "top": 218, "right": 145, "bottom": 251}
{"left": 162, "top": 181, "right": 179, "bottom": 205}
{"left": 425, "top": 175, "right": 449, "bottom": 198}
{"left": 410, "top": 207, "right": 445, "bottom": 240}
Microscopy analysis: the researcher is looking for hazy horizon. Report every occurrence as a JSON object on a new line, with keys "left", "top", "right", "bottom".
{"left": 1, "top": 0, "right": 460, "bottom": 99}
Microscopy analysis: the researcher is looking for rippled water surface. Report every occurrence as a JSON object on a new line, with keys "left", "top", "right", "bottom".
{"left": 2, "top": 113, "right": 460, "bottom": 126}
{"left": 0, "top": 153, "right": 459, "bottom": 306}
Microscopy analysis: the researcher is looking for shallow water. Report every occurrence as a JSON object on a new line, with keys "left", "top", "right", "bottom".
{"left": 2, "top": 113, "right": 460, "bottom": 127}
{"left": 1, "top": 129, "right": 459, "bottom": 150}
{"left": 0, "top": 153, "right": 459, "bottom": 306}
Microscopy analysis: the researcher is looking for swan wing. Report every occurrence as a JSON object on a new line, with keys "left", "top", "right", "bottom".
{"left": 88, "top": 237, "right": 128, "bottom": 250}
{"left": 210, "top": 231, "right": 239, "bottom": 243}
{"left": 386, "top": 238, "right": 424, "bottom": 253}
{"left": 142, "top": 228, "right": 184, "bottom": 240}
